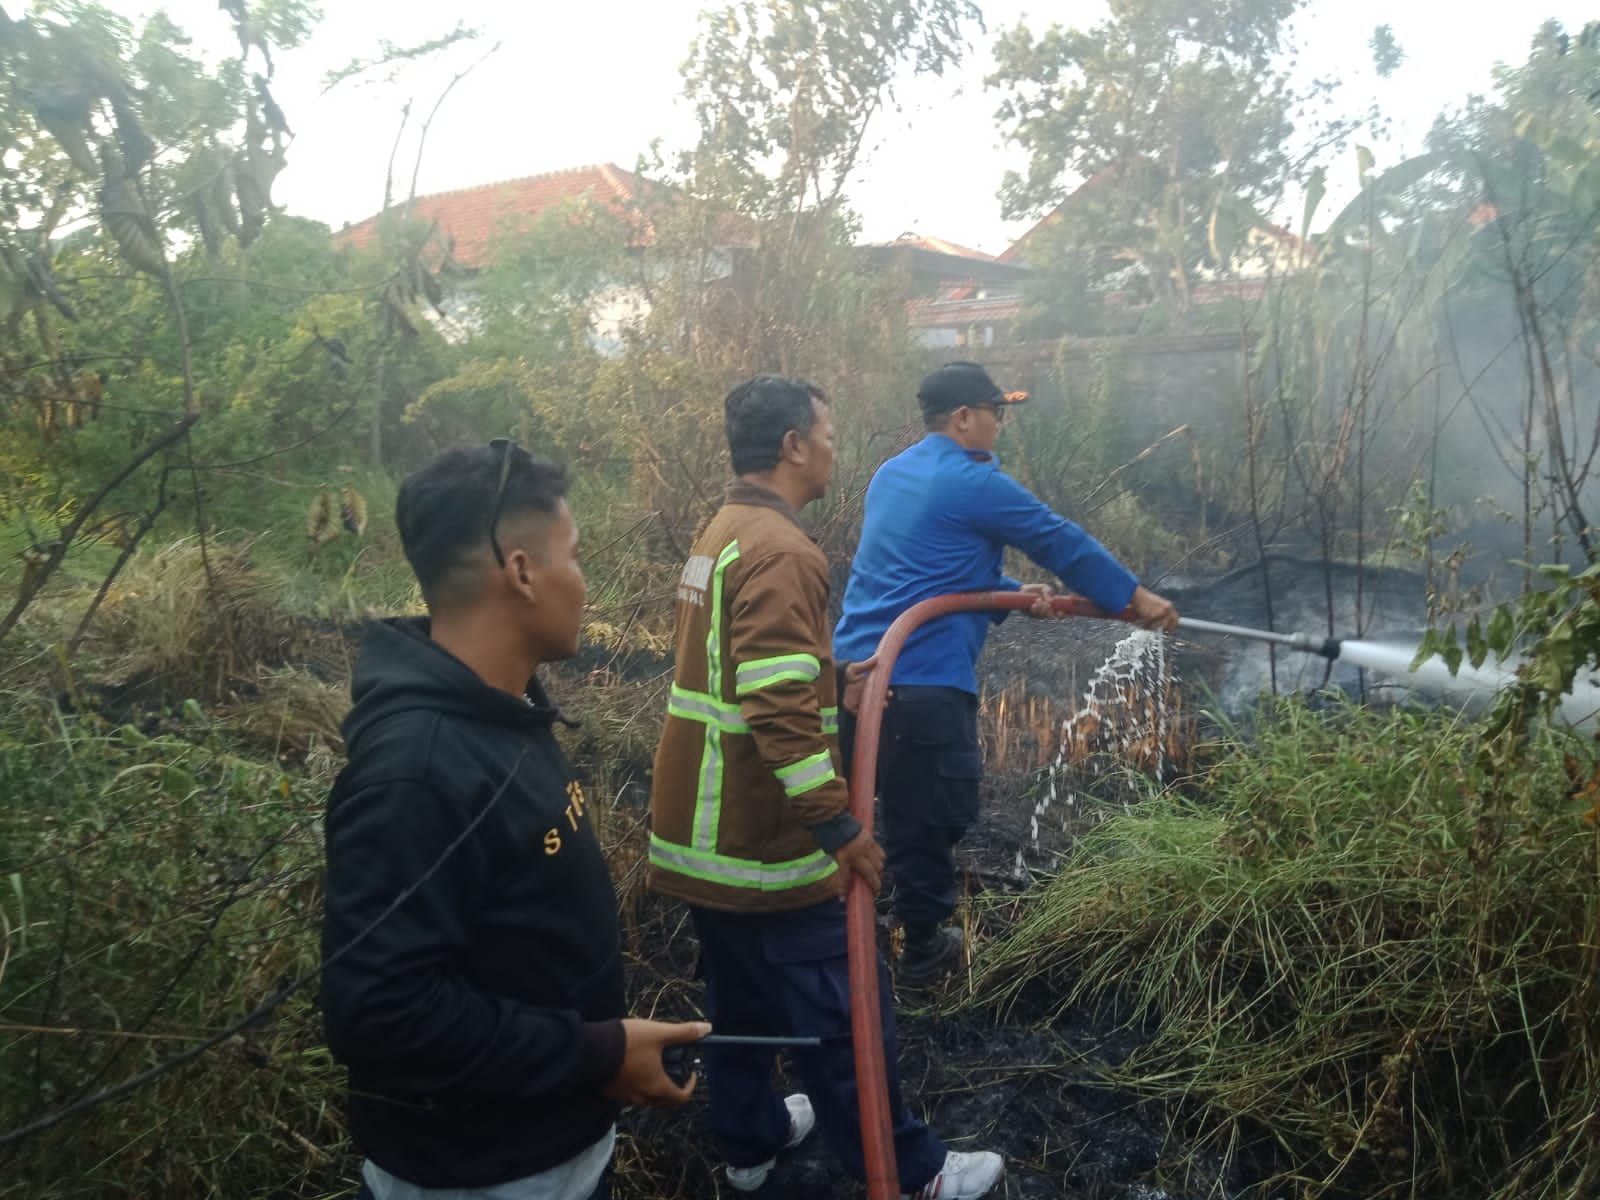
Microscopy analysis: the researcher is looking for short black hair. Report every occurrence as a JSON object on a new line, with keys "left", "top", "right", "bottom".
{"left": 725, "top": 375, "right": 827, "bottom": 476}
{"left": 395, "top": 443, "right": 568, "bottom": 606}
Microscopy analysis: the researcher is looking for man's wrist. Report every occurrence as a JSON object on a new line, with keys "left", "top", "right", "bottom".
{"left": 808, "top": 812, "right": 862, "bottom": 854}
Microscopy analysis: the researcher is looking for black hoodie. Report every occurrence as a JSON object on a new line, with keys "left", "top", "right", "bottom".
{"left": 321, "top": 618, "right": 626, "bottom": 1189}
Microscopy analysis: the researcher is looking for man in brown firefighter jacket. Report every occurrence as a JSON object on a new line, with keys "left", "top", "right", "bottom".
{"left": 649, "top": 376, "right": 1004, "bottom": 1200}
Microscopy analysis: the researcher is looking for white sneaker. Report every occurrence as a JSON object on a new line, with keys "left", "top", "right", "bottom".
{"left": 725, "top": 1093, "right": 817, "bottom": 1192}
{"left": 900, "top": 1150, "right": 1005, "bottom": 1200}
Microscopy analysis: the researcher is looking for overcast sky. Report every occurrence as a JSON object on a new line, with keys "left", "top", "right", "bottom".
{"left": 60, "top": 1, "right": 1600, "bottom": 254}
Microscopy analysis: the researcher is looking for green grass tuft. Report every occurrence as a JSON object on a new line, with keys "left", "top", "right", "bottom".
{"left": 963, "top": 696, "right": 1600, "bottom": 1199}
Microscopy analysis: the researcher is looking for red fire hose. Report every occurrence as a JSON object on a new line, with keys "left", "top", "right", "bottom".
{"left": 846, "top": 591, "right": 1129, "bottom": 1199}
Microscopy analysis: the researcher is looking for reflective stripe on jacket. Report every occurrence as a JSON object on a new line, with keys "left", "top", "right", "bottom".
{"left": 648, "top": 481, "right": 846, "bottom": 912}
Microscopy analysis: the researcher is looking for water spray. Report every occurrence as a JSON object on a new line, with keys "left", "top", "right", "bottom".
{"left": 1182, "top": 614, "right": 1600, "bottom": 729}
{"left": 847, "top": 590, "right": 1600, "bottom": 1199}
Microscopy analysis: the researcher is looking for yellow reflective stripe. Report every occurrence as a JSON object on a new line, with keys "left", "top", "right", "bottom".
{"left": 775, "top": 749, "right": 836, "bottom": 798}
{"left": 703, "top": 541, "right": 742, "bottom": 692}
{"left": 820, "top": 705, "right": 839, "bottom": 736}
{"left": 669, "top": 685, "right": 750, "bottom": 732}
{"left": 649, "top": 833, "right": 837, "bottom": 890}
{"left": 734, "top": 653, "right": 821, "bottom": 696}
{"left": 694, "top": 540, "right": 742, "bottom": 852}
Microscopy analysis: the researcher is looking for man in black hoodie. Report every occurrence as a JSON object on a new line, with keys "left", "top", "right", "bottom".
{"left": 321, "top": 442, "right": 708, "bottom": 1200}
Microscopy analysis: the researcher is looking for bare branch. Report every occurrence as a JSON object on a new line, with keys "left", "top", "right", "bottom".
{"left": 406, "top": 41, "right": 502, "bottom": 215}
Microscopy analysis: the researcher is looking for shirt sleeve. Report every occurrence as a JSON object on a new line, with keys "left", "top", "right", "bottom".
{"left": 968, "top": 469, "right": 1139, "bottom": 614}
{"left": 728, "top": 551, "right": 851, "bottom": 832}
{"left": 991, "top": 573, "right": 1023, "bottom": 624}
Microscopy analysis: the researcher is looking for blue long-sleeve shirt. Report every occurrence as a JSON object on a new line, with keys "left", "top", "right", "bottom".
{"left": 834, "top": 433, "right": 1139, "bottom": 693}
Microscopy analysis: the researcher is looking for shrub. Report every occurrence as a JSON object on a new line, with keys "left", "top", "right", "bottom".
{"left": 965, "top": 695, "right": 1600, "bottom": 1198}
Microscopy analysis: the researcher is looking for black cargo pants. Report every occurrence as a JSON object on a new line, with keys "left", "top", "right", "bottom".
{"left": 839, "top": 684, "right": 982, "bottom": 930}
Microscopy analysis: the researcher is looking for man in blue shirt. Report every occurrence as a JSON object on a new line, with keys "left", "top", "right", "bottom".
{"left": 835, "top": 361, "right": 1178, "bottom": 983}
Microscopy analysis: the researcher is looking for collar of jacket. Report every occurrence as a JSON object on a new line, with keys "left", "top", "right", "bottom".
{"left": 362, "top": 616, "right": 579, "bottom": 733}
{"left": 523, "top": 672, "right": 580, "bottom": 729}
{"left": 725, "top": 478, "right": 807, "bottom": 531}
{"left": 924, "top": 431, "right": 997, "bottom": 465}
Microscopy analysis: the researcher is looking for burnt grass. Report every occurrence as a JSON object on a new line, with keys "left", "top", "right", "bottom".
{"left": 601, "top": 616, "right": 1252, "bottom": 1200}
{"left": 47, "top": 613, "right": 1250, "bottom": 1198}
{"left": 611, "top": 806, "right": 1243, "bottom": 1200}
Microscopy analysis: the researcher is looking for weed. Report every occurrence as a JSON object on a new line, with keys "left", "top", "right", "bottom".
{"left": 962, "top": 696, "right": 1600, "bottom": 1199}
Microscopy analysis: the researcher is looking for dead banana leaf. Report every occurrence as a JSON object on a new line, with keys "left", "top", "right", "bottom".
{"left": 192, "top": 190, "right": 223, "bottom": 256}
{"left": 306, "top": 491, "right": 339, "bottom": 551}
{"left": 340, "top": 485, "right": 368, "bottom": 536}
{"left": 24, "top": 251, "right": 76, "bottom": 319}
{"left": 99, "top": 165, "right": 166, "bottom": 277}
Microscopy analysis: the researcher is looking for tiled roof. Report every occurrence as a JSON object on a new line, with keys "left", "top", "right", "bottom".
{"left": 996, "top": 210, "right": 1057, "bottom": 265}
{"left": 1000, "top": 168, "right": 1309, "bottom": 268}
{"left": 997, "top": 167, "right": 1116, "bottom": 264}
{"left": 906, "top": 295, "right": 1023, "bottom": 326}
{"left": 861, "top": 233, "right": 999, "bottom": 261}
{"left": 337, "top": 163, "right": 653, "bottom": 268}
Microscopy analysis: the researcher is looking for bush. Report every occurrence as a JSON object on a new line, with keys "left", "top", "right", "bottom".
{"left": 0, "top": 698, "right": 346, "bottom": 1198}
{"left": 964, "top": 693, "right": 1600, "bottom": 1198}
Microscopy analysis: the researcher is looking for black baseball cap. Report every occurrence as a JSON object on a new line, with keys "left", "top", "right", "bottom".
{"left": 916, "top": 361, "right": 1029, "bottom": 418}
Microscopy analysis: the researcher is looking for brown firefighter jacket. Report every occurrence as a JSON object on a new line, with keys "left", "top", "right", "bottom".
{"left": 648, "top": 480, "right": 861, "bottom": 913}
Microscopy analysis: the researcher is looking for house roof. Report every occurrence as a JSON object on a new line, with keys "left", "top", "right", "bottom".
{"left": 860, "top": 233, "right": 999, "bottom": 261}
{"left": 906, "top": 295, "right": 1023, "bottom": 327}
{"left": 997, "top": 168, "right": 1118, "bottom": 265}
{"left": 996, "top": 168, "right": 1307, "bottom": 268}
{"left": 337, "top": 163, "right": 653, "bottom": 269}
{"left": 857, "top": 235, "right": 1030, "bottom": 297}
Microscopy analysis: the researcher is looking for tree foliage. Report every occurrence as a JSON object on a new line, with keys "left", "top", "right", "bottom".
{"left": 0, "top": 1, "right": 328, "bottom": 643}
{"left": 596, "top": 0, "right": 985, "bottom": 552}
{"left": 679, "top": 0, "right": 980, "bottom": 217}
{"left": 1369, "top": 23, "right": 1404, "bottom": 78}
{"left": 990, "top": 0, "right": 1309, "bottom": 316}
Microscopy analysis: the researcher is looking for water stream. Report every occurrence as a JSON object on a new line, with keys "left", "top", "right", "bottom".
{"left": 1018, "top": 627, "right": 1177, "bottom": 869}
{"left": 1338, "top": 637, "right": 1600, "bottom": 728}
{"left": 1014, "top": 628, "right": 1600, "bottom": 873}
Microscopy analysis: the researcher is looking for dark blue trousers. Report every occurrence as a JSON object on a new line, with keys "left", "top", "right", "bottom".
{"left": 840, "top": 685, "right": 983, "bottom": 929}
{"left": 689, "top": 899, "right": 947, "bottom": 1192}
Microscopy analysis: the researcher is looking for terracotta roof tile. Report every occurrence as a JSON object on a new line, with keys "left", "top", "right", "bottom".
{"left": 337, "top": 163, "right": 652, "bottom": 268}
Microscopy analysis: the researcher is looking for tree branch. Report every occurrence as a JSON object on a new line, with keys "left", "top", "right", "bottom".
{"left": 406, "top": 41, "right": 502, "bottom": 215}
{"left": 0, "top": 415, "right": 198, "bottom": 645}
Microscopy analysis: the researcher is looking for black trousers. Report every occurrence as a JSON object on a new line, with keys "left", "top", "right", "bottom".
{"left": 689, "top": 899, "right": 948, "bottom": 1191}
{"left": 840, "top": 685, "right": 982, "bottom": 930}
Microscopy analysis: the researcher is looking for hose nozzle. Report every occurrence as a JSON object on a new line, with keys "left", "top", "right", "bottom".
{"left": 1289, "top": 631, "right": 1342, "bottom": 660}
{"left": 1178, "top": 617, "right": 1342, "bottom": 660}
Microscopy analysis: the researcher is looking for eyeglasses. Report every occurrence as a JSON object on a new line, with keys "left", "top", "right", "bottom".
{"left": 970, "top": 402, "right": 1007, "bottom": 424}
{"left": 488, "top": 437, "right": 515, "bottom": 567}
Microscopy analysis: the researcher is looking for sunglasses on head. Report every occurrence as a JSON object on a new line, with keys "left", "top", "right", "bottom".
{"left": 488, "top": 436, "right": 517, "bottom": 567}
